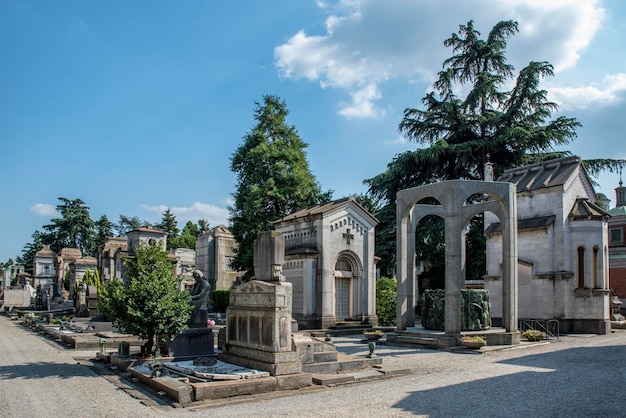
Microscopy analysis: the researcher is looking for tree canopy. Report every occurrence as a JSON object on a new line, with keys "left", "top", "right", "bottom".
{"left": 42, "top": 198, "right": 96, "bottom": 256}
{"left": 229, "top": 95, "right": 332, "bottom": 279}
{"left": 366, "top": 20, "right": 584, "bottom": 277}
{"left": 98, "top": 243, "right": 192, "bottom": 354}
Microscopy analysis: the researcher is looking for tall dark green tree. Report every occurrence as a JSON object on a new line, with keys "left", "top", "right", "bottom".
{"left": 16, "top": 231, "right": 44, "bottom": 274}
{"left": 171, "top": 221, "right": 200, "bottom": 250}
{"left": 157, "top": 209, "right": 179, "bottom": 250}
{"left": 41, "top": 197, "right": 95, "bottom": 255}
{"left": 113, "top": 215, "right": 152, "bottom": 237}
{"left": 230, "top": 95, "right": 332, "bottom": 279}
{"left": 93, "top": 215, "right": 114, "bottom": 252}
{"left": 366, "top": 20, "right": 583, "bottom": 277}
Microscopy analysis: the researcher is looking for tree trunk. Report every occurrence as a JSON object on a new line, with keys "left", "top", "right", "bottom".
{"left": 144, "top": 330, "right": 154, "bottom": 355}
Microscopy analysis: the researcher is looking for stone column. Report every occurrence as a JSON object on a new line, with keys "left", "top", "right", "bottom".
{"left": 396, "top": 206, "right": 412, "bottom": 330}
{"left": 501, "top": 184, "right": 518, "bottom": 332}
{"left": 444, "top": 215, "right": 463, "bottom": 335}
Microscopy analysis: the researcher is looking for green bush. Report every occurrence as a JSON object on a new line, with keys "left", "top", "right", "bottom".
{"left": 522, "top": 329, "right": 545, "bottom": 341}
{"left": 376, "top": 277, "right": 397, "bottom": 327}
{"left": 212, "top": 290, "right": 230, "bottom": 312}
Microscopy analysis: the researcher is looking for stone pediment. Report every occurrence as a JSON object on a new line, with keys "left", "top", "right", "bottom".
{"left": 230, "top": 280, "right": 292, "bottom": 308}
{"left": 234, "top": 280, "right": 277, "bottom": 294}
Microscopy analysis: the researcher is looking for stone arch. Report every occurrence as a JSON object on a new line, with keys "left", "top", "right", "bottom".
{"left": 396, "top": 180, "right": 518, "bottom": 335}
{"left": 332, "top": 250, "right": 363, "bottom": 321}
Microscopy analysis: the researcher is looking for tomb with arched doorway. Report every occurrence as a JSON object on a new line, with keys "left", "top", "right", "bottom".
{"left": 273, "top": 197, "right": 379, "bottom": 329}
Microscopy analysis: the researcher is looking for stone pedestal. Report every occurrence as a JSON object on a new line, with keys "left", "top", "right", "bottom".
{"left": 165, "top": 328, "right": 215, "bottom": 358}
{"left": 220, "top": 280, "right": 300, "bottom": 375}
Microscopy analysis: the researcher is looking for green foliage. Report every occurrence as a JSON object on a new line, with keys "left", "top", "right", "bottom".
{"left": 157, "top": 209, "right": 179, "bottom": 250}
{"left": 230, "top": 94, "right": 333, "bottom": 280}
{"left": 83, "top": 269, "right": 107, "bottom": 299}
{"left": 94, "top": 215, "right": 114, "bottom": 252}
{"left": 211, "top": 290, "right": 230, "bottom": 312}
{"left": 113, "top": 215, "right": 152, "bottom": 237}
{"left": 42, "top": 197, "right": 96, "bottom": 256}
{"left": 16, "top": 231, "right": 44, "bottom": 275}
{"left": 170, "top": 221, "right": 200, "bottom": 250}
{"left": 0, "top": 258, "right": 14, "bottom": 270}
{"left": 98, "top": 243, "right": 193, "bottom": 354}
{"left": 522, "top": 329, "right": 545, "bottom": 341}
{"left": 376, "top": 277, "right": 397, "bottom": 327}
{"left": 366, "top": 20, "right": 582, "bottom": 276}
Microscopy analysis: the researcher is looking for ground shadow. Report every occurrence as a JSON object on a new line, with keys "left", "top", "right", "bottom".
{"left": 392, "top": 345, "right": 625, "bottom": 417}
{"left": 0, "top": 361, "right": 98, "bottom": 380}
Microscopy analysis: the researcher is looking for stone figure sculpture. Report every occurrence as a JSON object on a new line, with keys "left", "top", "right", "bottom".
{"left": 191, "top": 270, "right": 212, "bottom": 311}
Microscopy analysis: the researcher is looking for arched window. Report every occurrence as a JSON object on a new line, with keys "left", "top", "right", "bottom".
{"left": 577, "top": 247, "right": 585, "bottom": 289}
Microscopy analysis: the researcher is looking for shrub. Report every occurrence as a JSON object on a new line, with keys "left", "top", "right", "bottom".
{"left": 522, "top": 329, "right": 545, "bottom": 341}
{"left": 376, "top": 277, "right": 397, "bottom": 327}
{"left": 212, "top": 290, "right": 230, "bottom": 312}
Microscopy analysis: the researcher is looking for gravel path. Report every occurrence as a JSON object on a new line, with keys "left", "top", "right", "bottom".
{"left": 2, "top": 315, "right": 626, "bottom": 417}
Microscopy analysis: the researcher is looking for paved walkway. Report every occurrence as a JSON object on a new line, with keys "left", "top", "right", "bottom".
{"left": 2, "top": 315, "right": 626, "bottom": 417}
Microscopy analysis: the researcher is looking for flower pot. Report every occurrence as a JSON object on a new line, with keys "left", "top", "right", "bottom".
{"left": 363, "top": 332, "right": 383, "bottom": 341}
{"left": 462, "top": 341, "right": 485, "bottom": 349}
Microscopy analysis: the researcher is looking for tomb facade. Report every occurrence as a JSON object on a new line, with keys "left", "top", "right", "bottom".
{"left": 485, "top": 156, "right": 611, "bottom": 334}
{"left": 273, "top": 197, "right": 379, "bottom": 329}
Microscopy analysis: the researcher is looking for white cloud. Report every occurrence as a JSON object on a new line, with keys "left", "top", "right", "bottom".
{"left": 30, "top": 203, "right": 58, "bottom": 217}
{"left": 140, "top": 202, "right": 229, "bottom": 227}
{"left": 549, "top": 73, "right": 626, "bottom": 110}
{"left": 338, "top": 83, "right": 383, "bottom": 118}
{"left": 383, "top": 135, "right": 409, "bottom": 146}
{"left": 274, "top": 0, "right": 604, "bottom": 118}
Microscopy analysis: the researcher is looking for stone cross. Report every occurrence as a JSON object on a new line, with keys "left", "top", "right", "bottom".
{"left": 343, "top": 228, "right": 354, "bottom": 244}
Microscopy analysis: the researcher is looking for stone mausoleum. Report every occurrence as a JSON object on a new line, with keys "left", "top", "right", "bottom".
{"left": 485, "top": 156, "right": 611, "bottom": 334}
{"left": 273, "top": 197, "right": 379, "bottom": 329}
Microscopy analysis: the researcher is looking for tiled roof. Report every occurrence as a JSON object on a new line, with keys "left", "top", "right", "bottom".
{"left": 274, "top": 197, "right": 378, "bottom": 225}
{"left": 497, "top": 156, "right": 582, "bottom": 192}
{"left": 485, "top": 215, "right": 555, "bottom": 235}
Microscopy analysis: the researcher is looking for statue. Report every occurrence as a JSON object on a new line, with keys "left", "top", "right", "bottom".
{"left": 191, "top": 270, "right": 212, "bottom": 311}
{"left": 189, "top": 270, "right": 212, "bottom": 327}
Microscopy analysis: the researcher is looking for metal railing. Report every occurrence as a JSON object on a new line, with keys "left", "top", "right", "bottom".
{"left": 518, "top": 319, "right": 559, "bottom": 339}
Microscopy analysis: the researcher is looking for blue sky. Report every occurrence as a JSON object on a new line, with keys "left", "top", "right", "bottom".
{"left": 2, "top": 0, "right": 625, "bottom": 263}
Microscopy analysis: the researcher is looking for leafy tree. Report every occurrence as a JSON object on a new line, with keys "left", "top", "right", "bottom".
{"left": 365, "top": 20, "right": 586, "bottom": 276}
{"left": 99, "top": 243, "right": 193, "bottom": 355}
{"left": 113, "top": 215, "right": 152, "bottom": 237}
{"left": 83, "top": 268, "right": 106, "bottom": 299}
{"left": 94, "top": 215, "right": 114, "bottom": 252}
{"left": 198, "top": 219, "right": 210, "bottom": 234}
{"left": 230, "top": 95, "right": 333, "bottom": 279}
{"left": 171, "top": 221, "right": 200, "bottom": 249}
{"left": 16, "top": 231, "right": 44, "bottom": 274}
{"left": 42, "top": 197, "right": 95, "bottom": 255}
{"left": 0, "top": 258, "right": 14, "bottom": 270}
{"left": 376, "top": 277, "right": 397, "bottom": 326}
{"left": 157, "top": 209, "right": 179, "bottom": 250}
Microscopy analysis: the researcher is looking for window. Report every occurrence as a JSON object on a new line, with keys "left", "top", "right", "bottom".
{"left": 577, "top": 247, "right": 585, "bottom": 289}
{"left": 610, "top": 228, "right": 623, "bottom": 245}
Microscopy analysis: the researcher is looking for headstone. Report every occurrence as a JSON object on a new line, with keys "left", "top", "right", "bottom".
{"left": 220, "top": 231, "right": 301, "bottom": 376}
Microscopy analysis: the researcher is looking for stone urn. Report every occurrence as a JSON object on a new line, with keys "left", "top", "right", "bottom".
{"left": 461, "top": 336, "right": 486, "bottom": 349}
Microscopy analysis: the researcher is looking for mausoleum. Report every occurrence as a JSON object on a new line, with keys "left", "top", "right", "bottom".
{"left": 273, "top": 197, "right": 379, "bottom": 329}
{"left": 485, "top": 156, "right": 611, "bottom": 334}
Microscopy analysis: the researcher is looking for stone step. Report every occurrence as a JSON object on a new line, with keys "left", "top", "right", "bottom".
{"left": 302, "top": 354, "right": 382, "bottom": 374}
{"left": 387, "top": 334, "right": 440, "bottom": 347}
{"left": 313, "top": 350, "right": 337, "bottom": 363}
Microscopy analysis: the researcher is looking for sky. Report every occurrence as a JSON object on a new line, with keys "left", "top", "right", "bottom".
{"left": 1, "top": 0, "right": 625, "bottom": 263}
